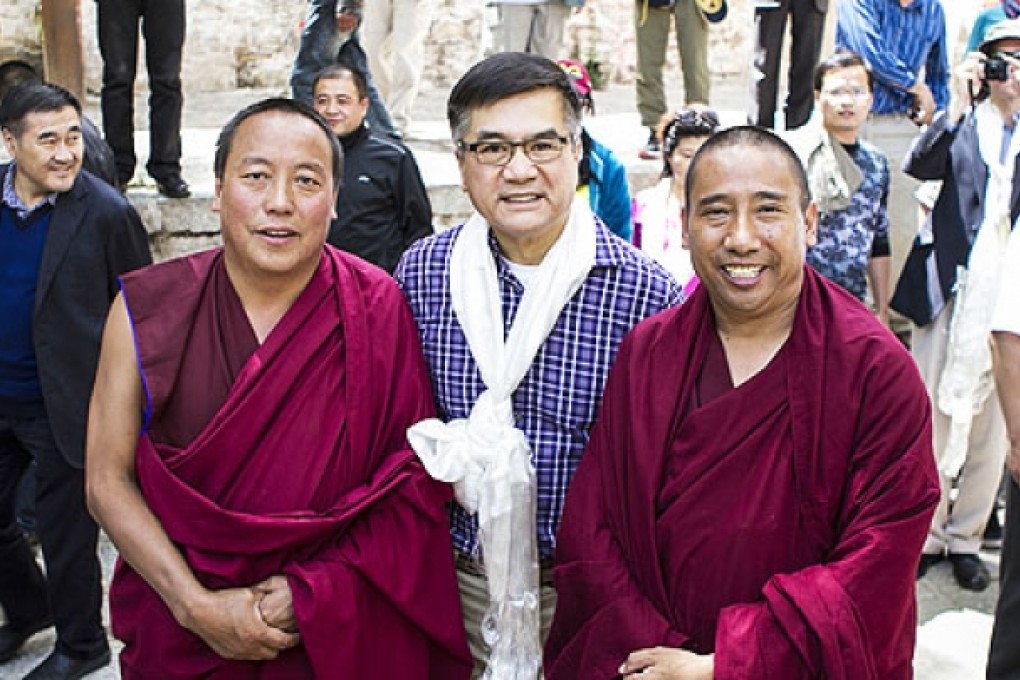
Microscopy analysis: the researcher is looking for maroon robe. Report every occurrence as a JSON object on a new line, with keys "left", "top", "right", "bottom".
{"left": 545, "top": 267, "right": 938, "bottom": 679}
{"left": 111, "top": 247, "right": 471, "bottom": 679}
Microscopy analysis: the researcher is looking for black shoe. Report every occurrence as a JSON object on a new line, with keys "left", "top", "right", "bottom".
{"left": 948, "top": 552, "right": 991, "bottom": 592}
{"left": 23, "top": 649, "right": 111, "bottom": 680}
{"left": 638, "top": 130, "right": 661, "bottom": 160}
{"left": 0, "top": 617, "right": 53, "bottom": 663}
{"left": 154, "top": 175, "right": 191, "bottom": 199}
{"left": 916, "top": 552, "right": 943, "bottom": 580}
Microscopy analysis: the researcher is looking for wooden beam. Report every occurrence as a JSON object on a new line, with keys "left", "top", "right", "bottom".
{"left": 40, "top": 0, "right": 84, "bottom": 101}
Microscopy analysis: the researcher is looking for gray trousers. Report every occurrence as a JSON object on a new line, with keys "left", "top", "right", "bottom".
{"left": 634, "top": 0, "right": 710, "bottom": 129}
{"left": 496, "top": 2, "right": 570, "bottom": 60}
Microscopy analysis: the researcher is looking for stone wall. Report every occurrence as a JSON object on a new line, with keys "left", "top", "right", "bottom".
{"left": 4, "top": 0, "right": 755, "bottom": 95}
{"left": 0, "top": 1, "right": 44, "bottom": 73}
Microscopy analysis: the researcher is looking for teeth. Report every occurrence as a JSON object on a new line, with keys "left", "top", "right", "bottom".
{"left": 263, "top": 230, "right": 293, "bottom": 237}
{"left": 724, "top": 265, "right": 763, "bottom": 278}
{"left": 505, "top": 195, "right": 538, "bottom": 203}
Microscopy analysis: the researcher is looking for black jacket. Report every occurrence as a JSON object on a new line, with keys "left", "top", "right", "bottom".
{"left": 328, "top": 124, "right": 433, "bottom": 273}
{"left": 0, "top": 164, "right": 152, "bottom": 467}
{"left": 892, "top": 110, "right": 1020, "bottom": 326}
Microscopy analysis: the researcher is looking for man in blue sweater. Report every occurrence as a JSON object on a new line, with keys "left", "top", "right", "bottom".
{"left": 0, "top": 82, "right": 150, "bottom": 680}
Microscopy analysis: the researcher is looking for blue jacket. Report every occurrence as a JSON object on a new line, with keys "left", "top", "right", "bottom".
{"left": 584, "top": 132, "right": 633, "bottom": 241}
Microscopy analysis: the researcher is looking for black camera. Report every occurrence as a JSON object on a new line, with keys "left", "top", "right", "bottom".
{"left": 986, "top": 57, "right": 1010, "bottom": 82}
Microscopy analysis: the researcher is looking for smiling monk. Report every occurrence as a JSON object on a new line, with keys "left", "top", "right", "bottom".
{"left": 544, "top": 126, "right": 939, "bottom": 680}
{"left": 85, "top": 98, "right": 470, "bottom": 679}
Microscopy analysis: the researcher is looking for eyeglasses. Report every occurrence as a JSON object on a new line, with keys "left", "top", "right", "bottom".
{"left": 995, "top": 50, "right": 1020, "bottom": 61}
{"left": 820, "top": 87, "right": 870, "bottom": 101}
{"left": 457, "top": 134, "right": 573, "bottom": 166}
{"left": 673, "top": 109, "right": 720, "bottom": 129}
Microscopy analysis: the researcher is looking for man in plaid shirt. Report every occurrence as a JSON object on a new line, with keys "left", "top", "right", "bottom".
{"left": 395, "top": 52, "right": 681, "bottom": 677}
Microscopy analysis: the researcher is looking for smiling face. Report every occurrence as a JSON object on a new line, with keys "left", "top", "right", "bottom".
{"left": 816, "top": 65, "right": 872, "bottom": 143}
{"left": 456, "top": 88, "right": 580, "bottom": 264}
{"left": 312, "top": 74, "right": 368, "bottom": 138}
{"left": 214, "top": 110, "right": 337, "bottom": 287}
{"left": 683, "top": 143, "right": 817, "bottom": 332}
{"left": 2, "top": 106, "right": 83, "bottom": 206}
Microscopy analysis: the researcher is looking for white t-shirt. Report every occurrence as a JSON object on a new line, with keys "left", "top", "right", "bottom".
{"left": 507, "top": 260, "right": 540, "bottom": 288}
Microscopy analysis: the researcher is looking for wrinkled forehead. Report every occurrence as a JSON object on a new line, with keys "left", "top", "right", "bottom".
{"left": 231, "top": 111, "right": 331, "bottom": 159}
{"left": 989, "top": 37, "right": 1020, "bottom": 53}
{"left": 13, "top": 106, "right": 81, "bottom": 138}
{"left": 465, "top": 89, "right": 570, "bottom": 137}
{"left": 820, "top": 64, "right": 870, "bottom": 89}
{"left": 691, "top": 144, "right": 805, "bottom": 203}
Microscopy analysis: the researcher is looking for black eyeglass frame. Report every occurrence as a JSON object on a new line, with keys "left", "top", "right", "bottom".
{"left": 456, "top": 134, "right": 575, "bottom": 166}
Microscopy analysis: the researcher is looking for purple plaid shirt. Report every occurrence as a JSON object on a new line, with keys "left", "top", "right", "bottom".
{"left": 394, "top": 216, "right": 682, "bottom": 561}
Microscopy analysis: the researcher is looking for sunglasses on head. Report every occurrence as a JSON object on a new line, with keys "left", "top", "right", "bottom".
{"left": 674, "top": 109, "right": 720, "bottom": 129}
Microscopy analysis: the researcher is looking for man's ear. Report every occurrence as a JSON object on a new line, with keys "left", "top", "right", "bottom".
{"left": 455, "top": 148, "right": 468, "bottom": 188}
{"left": 2, "top": 128, "right": 15, "bottom": 158}
{"left": 212, "top": 178, "right": 222, "bottom": 212}
{"left": 804, "top": 201, "right": 819, "bottom": 248}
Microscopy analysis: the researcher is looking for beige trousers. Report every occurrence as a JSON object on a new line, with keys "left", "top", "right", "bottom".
{"left": 362, "top": 0, "right": 434, "bottom": 132}
{"left": 456, "top": 565, "right": 558, "bottom": 679}
{"left": 913, "top": 300, "right": 1009, "bottom": 555}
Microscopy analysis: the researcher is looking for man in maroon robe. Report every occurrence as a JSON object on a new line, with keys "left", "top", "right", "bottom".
{"left": 544, "top": 127, "right": 939, "bottom": 679}
{"left": 84, "top": 98, "right": 471, "bottom": 678}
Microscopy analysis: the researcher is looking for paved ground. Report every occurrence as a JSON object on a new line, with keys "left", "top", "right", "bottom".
{"left": 1, "top": 73, "right": 1008, "bottom": 679}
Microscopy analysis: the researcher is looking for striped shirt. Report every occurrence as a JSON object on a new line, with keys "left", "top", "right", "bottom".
{"left": 394, "top": 216, "right": 682, "bottom": 561}
{"left": 836, "top": 0, "right": 949, "bottom": 115}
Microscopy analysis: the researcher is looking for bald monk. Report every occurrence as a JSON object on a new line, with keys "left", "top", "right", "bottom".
{"left": 85, "top": 98, "right": 471, "bottom": 678}
{"left": 545, "top": 126, "right": 939, "bottom": 679}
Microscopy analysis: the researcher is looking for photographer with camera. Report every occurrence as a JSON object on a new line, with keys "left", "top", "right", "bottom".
{"left": 893, "top": 18, "right": 1020, "bottom": 594}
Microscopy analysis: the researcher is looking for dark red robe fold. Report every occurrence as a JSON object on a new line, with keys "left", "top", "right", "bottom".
{"left": 112, "top": 247, "right": 471, "bottom": 679}
{"left": 544, "top": 267, "right": 939, "bottom": 680}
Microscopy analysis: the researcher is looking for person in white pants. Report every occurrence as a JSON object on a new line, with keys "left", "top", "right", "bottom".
{"left": 361, "top": 0, "right": 434, "bottom": 134}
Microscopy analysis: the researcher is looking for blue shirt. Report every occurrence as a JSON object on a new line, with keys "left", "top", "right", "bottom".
{"left": 836, "top": 0, "right": 949, "bottom": 115}
{"left": 807, "top": 141, "right": 890, "bottom": 301}
{"left": 395, "top": 217, "right": 682, "bottom": 561}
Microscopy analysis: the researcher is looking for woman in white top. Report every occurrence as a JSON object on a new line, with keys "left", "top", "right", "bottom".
{"left": 631, "top": 107, "right": 720, "bottom": 291}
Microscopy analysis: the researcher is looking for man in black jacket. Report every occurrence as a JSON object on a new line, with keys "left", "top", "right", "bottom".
{"left": 312, "top": 64, "right": 432, "bottom": 273}
{"left": 0, "top": 82, "right": 151, "bottom": 679}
